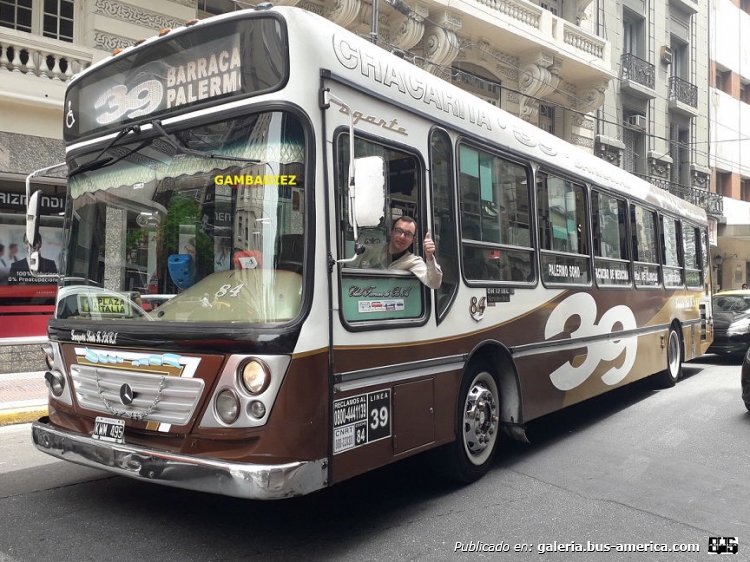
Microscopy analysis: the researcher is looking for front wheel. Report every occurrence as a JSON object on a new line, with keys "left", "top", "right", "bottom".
{"left": 655, "top": 327, "right": 682, "bottom": 388}
{"left": 436, "top": 363, "right": 501, "bottom": 484}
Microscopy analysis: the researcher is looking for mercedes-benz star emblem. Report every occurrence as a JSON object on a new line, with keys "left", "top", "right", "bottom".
{"left": 119, "top": 383, "right": 136, "bottom": 406}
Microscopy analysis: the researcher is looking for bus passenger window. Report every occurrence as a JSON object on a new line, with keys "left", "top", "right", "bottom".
{"left": 430, "top": 129, "right": 458, "bottom": 322}
{"left": 537, "top": 172, "right": 589, "bottom": 285}
{"left": 630, "top": 204, "right": 660, "bottom": 288}
{"left": 662, "top": 216, "right": 683, "bottom": 288}
{"left": 458, "top": 144, "right": 533, "bottom": 284}
{"left": 592, "top": 190, "right": 630, "bottom": 287}
{"left": 683, "top": 225, "right": 703, "bottom": 288}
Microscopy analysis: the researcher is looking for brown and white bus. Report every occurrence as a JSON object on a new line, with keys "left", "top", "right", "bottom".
{"left": 29, "top": 5, "right": 713, "bottom": 499}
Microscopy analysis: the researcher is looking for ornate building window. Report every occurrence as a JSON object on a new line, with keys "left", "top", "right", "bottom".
{"left": 0, "top": 0, "right": 73, "bottom": 41}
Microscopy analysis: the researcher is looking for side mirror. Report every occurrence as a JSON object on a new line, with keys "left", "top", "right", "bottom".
{"left": 26, "top": 190, "right": 42, "bottom": 274}
{"left": 353, "top": 156, "right": 385, "bottom": 228}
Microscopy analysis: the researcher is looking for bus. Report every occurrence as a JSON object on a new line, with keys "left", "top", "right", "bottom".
{"left": 29, "top": 5, "right": 713, "bottom": 500}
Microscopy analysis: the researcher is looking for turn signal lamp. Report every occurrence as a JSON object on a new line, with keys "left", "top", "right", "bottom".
{"left": 248, "top": 400, "right": 266, "bottom": 419}
{"left": 41, "top": 342, "right": 54, "bottom": 370}
{"left": 44, "top": 371, "right": 65, "bottom": 397}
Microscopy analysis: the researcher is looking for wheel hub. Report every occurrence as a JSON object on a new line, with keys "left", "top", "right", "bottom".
{"left": 463, "top": 382, "right": 498, "bottom": 455}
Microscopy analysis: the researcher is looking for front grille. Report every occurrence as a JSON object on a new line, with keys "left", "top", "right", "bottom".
{"left": 71, "top": 365, "right": 205, "bottom": 425}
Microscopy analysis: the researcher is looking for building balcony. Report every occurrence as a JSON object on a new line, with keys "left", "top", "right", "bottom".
{"left": 638, "top": 174, "right": 723, "bottom": 217}
{"left": 425, "top": 0, "right": 616, "bottom": 100}
{"left": 620, "top": 53, "right": 656, "bottom": 99}
{"left": 668, "top": 76, "right": 699, "bottom": 117}
{"left": 276, "top": 0, "right": 614, "bottom": 112}
{"left": 0, "top": 27, "right": 98, "bottom": 108}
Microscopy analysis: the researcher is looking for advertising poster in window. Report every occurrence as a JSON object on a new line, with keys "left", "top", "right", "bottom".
{"left": 0, "top": 225, "right": 62, "bottom": 285}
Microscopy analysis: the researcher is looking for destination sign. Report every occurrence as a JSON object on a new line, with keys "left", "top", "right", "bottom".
{"left": 64, "top": 16, "right": 287, "bottom": 142}
{"left": 541, "top": 253, "right": 590, "bottom": 285}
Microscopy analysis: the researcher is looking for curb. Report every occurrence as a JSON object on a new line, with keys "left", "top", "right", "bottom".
{"left": 0, "top": 406, "right": 48, "bottom": 427}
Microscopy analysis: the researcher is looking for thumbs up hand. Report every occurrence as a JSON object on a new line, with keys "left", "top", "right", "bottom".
{"left": 423, "top": 232, "right": 436, "bottom": 262}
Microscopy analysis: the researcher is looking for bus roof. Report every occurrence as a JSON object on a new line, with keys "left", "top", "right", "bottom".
{"left": 68, "top": 5, "right": 706, "bottom": 225}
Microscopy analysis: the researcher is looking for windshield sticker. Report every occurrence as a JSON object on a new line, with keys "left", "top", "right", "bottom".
{"left": 358, "top": 299, "right": 404, "bottom": 313}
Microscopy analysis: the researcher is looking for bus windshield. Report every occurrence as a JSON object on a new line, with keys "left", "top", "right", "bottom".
{"left": 59, "top": 111, "right": 307, "bottom": 325}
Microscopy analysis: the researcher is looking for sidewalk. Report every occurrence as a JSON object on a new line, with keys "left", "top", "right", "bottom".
{"left": 0, "top": 371, "right": 48, "bottom": 427}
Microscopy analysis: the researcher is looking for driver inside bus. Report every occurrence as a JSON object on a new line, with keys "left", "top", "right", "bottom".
{"left": 354, "top": 216, "right": 442, "bottom": 289}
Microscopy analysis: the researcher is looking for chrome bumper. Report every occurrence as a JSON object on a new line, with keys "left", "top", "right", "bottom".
{"left": 32, "top": 418, "right": 328, "bottom": 500}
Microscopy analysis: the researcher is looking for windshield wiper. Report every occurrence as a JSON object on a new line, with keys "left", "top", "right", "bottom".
{"left": 151, "top": 120, "right": 260, "bottom": 164}
{"left": 69, "top": 125, "right": 140, "bottom": 177}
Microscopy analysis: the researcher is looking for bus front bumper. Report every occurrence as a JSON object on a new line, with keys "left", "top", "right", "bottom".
{"left": 31, "top": 418, "right": 328, "bottom": 500}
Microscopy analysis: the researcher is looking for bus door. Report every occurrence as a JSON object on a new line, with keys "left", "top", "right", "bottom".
{"left": 322, "top": 90, "right": 437, "bottom": 484}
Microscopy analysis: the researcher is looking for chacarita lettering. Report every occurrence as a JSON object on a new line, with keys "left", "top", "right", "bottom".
{"left": 332, "top": 34, "right": 492, "bottom": 131}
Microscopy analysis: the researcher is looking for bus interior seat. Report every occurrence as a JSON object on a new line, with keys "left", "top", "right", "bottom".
{"left": 275, "top": 234, "right": 304, "bottom": 273}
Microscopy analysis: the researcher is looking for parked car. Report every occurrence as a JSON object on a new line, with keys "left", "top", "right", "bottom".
{"left": 707, "top": 290, "right": 750, "bottom": 356}
{"left": 741, "top": 349, "right": 750, "bottom": 411}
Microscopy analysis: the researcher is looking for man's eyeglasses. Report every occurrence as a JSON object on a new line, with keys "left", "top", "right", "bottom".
{"left": 393, "top": 227, "right": 415, "bottom": 240}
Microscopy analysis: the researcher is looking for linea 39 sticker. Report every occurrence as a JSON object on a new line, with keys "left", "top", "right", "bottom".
{"left": 332, "top": 390, "right": 391, "bottom": 454}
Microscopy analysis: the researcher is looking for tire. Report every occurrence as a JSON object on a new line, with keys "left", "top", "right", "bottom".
{"left": 655, "top": 326, "right": 682, "bottom": 388}
{"left": 436, "top": 362, "right": 501, "bottom": 484}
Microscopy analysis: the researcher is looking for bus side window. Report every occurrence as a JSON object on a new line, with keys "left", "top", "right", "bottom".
{"left": 458, "top": 143, "right": 533, "bottom": 285}
{"left": 336, "top": 133, "right": 426, "bottom": 325}
{"left": 630, "top": 204, "right": 660, "bottom": 288}
{"left": 537, "top": 171, "right": 589, "bottom": 285}
{"left": 592, "top": 190, "right": 630, "bottom": 288}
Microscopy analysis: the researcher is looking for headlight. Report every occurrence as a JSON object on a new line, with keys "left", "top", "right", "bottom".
{"left": 239, "top": 359, "right": 270, "bottom": 394}
{"left": 215, "top": 389, "right": 240, "bottom": 424}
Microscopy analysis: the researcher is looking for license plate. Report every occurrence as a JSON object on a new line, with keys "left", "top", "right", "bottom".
{"left": 93, "top": 416, "right": 125, "bottom": 444}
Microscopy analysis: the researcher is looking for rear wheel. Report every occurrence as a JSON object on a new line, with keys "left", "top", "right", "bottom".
{"left": 437, "top": 362, "right": 501, "bottom": 483}
{"left": 655, "top": 327, "right": 682, "bottom": 388}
